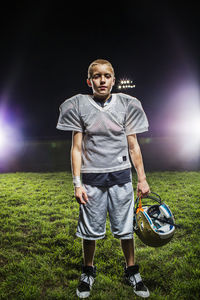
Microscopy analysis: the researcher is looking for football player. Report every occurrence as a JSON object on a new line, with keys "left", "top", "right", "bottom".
{"left": 57, "top": 59, "right": 150, "bottom": 298}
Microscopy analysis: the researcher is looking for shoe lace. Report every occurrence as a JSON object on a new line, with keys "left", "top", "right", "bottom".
{"left": 129, "top": 273, "right": 142, "bottom": 285}
{"left": 80, "top": 273, "right": 94, "bottom": 287}
{"left": 128, "top": 273, "right": 147, "bottom": 292}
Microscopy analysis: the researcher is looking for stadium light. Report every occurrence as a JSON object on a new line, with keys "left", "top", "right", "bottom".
{"left": 117, "top": 79, "right": 136, "bottom": 90}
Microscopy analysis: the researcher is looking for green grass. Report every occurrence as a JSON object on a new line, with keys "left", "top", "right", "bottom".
{"left": 0, "top": 171, "right": 200, "bottom": 299}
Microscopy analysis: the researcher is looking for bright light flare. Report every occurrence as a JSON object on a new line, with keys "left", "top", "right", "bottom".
{"left": 163, "top": 79, "right": 200, "bottom": 166}
{"left": 0, "top": 129, "right": 7, "bottom": 149}
{"left": 0, "top": 121, "right": 24, "bottom": 161}
{"left": 178, "top": 116, "right": 200, "bottom": 137}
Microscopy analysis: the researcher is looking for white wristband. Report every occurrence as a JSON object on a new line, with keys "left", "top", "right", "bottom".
{"left": 73, "top": 176, "right": 81, "bottom": 188}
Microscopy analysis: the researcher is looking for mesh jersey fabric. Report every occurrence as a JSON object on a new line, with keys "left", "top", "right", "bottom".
{"left": 82, "top": 96, "right": 131, "bottom": 186}
{"left": 56, "top": 93, "right": 149, "bottom": 173}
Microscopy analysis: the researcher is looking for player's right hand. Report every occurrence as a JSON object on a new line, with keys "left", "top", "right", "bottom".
{"left": 75, "top": 186, "right": 88, "bottom": 205}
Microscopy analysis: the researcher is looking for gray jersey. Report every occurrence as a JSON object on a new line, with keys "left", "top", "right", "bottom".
{"left": 56, "top": 93, "right": 149, "bottom": 173}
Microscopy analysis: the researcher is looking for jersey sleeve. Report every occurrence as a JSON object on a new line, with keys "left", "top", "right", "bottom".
{"left": 56, "top": 96, "right": 84, "bottom": 132}
{"left": 125, "top": 98, "right": 149, "bottom": 135}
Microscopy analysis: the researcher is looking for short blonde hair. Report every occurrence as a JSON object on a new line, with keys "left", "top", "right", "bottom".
{"left": 88, "top": 59, "right": 115, "bottom": 79}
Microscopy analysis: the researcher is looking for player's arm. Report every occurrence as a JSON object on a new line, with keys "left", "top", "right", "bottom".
{"left": 71, "top": 131, "right": 88, "bottom": 204}
{"left": 127, "top": 134, "right": 150, "bottom": 197}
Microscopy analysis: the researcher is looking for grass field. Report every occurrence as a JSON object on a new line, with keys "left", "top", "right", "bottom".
{"left": 0, "top": 171, "right": 200, "bottom": 299}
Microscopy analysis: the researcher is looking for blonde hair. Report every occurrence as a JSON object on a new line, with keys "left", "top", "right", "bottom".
{"left": 88, "top": 59, "right": 115, "bottom": 79}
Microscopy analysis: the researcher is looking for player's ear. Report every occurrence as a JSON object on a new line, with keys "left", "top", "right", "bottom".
{"left": 87, "top": 79, "right": 92, "bottom": 87}
{"left": 112, "top": 77, "right": 116, "bottom": 86}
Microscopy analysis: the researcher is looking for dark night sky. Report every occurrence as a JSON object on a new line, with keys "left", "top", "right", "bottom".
{"left": 0, "top": 1, "right": 199, "bottom": 139}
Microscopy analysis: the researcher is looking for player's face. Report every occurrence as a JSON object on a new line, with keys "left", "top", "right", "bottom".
{"left": 87, "top": 64, "right": 115, "bottom": 100}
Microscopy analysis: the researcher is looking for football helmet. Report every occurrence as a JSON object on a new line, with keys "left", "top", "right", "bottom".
{"left": 133, "top": 192, "right": 176, "bottom": 247}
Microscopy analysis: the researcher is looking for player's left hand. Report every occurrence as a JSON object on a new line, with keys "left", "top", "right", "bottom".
{"left": 137, "top": 179, "right": 150, "bottom": 197}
